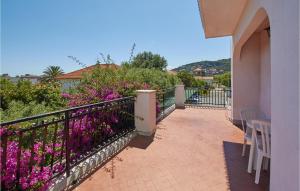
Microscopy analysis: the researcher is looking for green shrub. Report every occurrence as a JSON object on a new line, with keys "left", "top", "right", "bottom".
{"left": 14, "top": 80, "right": 35, "bottom": 104}
{"left": 0, "top": 78, "right": 16, "bottom": 110}
{"left": 127, "top": 51, "right": 168, "bottom": 71}
{"left": 0, "top": 101, "right": 53, "bottom": 122}
{"left": 79, "top": 66, "right": 180, "bottom": 96}
{"left": 214, "top": 72, "right": 231, "bottom": 87}
{"left": 176, "top": 71, "right": 194, "bottom": 87}
{"left": 0, "top": 78, "right": 66, "bottom": 121}
{"left": 176, "top": 71, "right": 209, "bottom": 88}
{"left": 33, "top": 82, "right": 66, "bottom": 109}
{"left": 120, "top": 67, "right": 180, "bottom": 91}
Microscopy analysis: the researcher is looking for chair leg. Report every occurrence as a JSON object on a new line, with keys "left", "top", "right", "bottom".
{"left": 255, "top": 153, "right": 263, "bottom": 184}
{"left": 263, "top": 158, "right": 269, "bottom": 170}
{"left": 242, "top": 139, "right": 247, "bottom": 157}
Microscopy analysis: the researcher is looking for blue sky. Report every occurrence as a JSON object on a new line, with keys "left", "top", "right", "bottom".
{"left": 1, "top": 0, "right": 231, "bottom": 76}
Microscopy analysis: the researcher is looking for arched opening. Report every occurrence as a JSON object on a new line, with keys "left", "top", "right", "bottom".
{"left": 232, "top": 7, "right": 271, "bottom": 120}
{"left": 230, "top": 7, "right": 272, "bottom": 186}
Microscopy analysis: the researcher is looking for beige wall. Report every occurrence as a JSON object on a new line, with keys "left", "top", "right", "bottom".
{"left": 232, "top": 32, "right": 261, "bottom": 120}
{"left": 231, "top": 0, "right": 299, "bottom": 190}
{"left": 259, "top": 31, "right": 271, "bottom": 118}
{"left": 232, "top": 30, "right": 271, "bottom": 119}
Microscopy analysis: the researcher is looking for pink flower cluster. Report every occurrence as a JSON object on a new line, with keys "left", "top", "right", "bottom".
{"left": 1, "top": 111, "right": 121, "bottom": 190}
{"left": 62, "top": 86, "right": 121, "bottom": 107}
{"left": 0, "top": 133, "right": 63, "bottom": 190}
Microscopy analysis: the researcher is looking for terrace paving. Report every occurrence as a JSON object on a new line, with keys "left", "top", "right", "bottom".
{"left": 75, "top": 108, "right": 269, "bottom": 191}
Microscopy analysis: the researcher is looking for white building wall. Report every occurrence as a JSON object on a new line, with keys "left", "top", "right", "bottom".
{"left": 231, "top": 0, "right": 299, "bottom": 190}
{"left": 259, "top": 31, "right": 271, "bottom": 118}
{"left": 232, "top": 33, "right": 261, "bottom": 120}
{"left": 60, "top": 79, "right": 80, "bottom": 91}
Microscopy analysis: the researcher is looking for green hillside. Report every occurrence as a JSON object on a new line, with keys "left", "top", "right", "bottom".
{"left": 171, "top": 58, "right": 231, "bottom": 73}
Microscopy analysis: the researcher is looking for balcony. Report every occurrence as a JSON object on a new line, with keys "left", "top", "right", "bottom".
{"left": 0, "top": 87, "right": 270, "bottom": 190}
{"left": 76, "top": 108, "right": 269, "bottom": 191}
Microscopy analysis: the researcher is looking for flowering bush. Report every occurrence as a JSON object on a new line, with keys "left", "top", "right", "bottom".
{"left": 1, "top": 65, "right": 180, "bottom": 190}
{"left": 0, "top": 129, "right": 63, "bottom": 190}
{"left": 0, "top": 101, "right": 130, "bottom": 191}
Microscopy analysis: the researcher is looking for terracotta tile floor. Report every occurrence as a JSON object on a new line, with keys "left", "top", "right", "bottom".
{"left": 75, "top": 108, "right": 269, "bottom": 191}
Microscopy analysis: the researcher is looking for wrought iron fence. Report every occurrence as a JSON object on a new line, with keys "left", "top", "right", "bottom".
{"left": 0, "top": 97, "right": 135, "bottom": 190}
{"left": 156, "top": 88, "right": 176, "bottom": 121}
{"left": 185, "top": 87, "right": 231, "bottom": 107}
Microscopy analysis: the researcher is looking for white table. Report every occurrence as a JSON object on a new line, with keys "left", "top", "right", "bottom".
{"left": 247, "top": 119, "right": 271, "bottom": 173}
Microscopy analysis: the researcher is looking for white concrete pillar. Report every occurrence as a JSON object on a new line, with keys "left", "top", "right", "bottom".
{"left": 175, "top": 85, "right": 185, "bottom": 109}
{"left": 134, "top": 90, "right": 156, "bottom": 136}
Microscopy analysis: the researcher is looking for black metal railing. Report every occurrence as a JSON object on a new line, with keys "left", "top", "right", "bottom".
{"left": 0, "top": 97, "right": 135, "bottom": 190}
{"left": 185, "top": 87, "right": 231, "bottom": 107}
{"left": 156, "top": 88, "right": 176, "bottom": 121}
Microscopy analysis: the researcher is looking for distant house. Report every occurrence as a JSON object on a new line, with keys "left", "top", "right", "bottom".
{"left": 192, "top": 67, "right": 205, "bottom": 76}
{"left": 1, "top": 73, "right": 41, "bottom": 84}
{"left": 19, "top": 74, "right": 42, "bottom": 84}
{"left": 56, "top": 64, "right": 119, "bottom": 90}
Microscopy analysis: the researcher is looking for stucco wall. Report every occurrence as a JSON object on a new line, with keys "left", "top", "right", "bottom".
{"left": 259, "top": 31, "right": 271, "bottom": 118}
{"left": 231, "top": 0, "right": 299, "bottom": 190}
{"left": 232, "top": 32, "right": 261, "bottom": 120}
{"left": 232, "top": 30, "right": 271, "bottom": 120}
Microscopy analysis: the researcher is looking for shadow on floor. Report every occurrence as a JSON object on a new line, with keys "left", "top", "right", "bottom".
{"left": 223, "top": 141, "right": 269, "bottom": 191}
{"left": 128, "top": 134, "right": 155, "bottom": 149}
{"left": 232, "top": 123, "right": 244, "bottom": 131}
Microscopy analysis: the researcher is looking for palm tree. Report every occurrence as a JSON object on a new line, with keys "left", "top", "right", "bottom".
{"left": 42, "top": 66, "right": 64, "bottom": 82}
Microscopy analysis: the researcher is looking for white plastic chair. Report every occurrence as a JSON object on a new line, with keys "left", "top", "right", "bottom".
{"left": 252, "top": 120, "right": 271, "bottom": 184}
{"left": 240, "top": 108, "right": 266, "bottom": 156}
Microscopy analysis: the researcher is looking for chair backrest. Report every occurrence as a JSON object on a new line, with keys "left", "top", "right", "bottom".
{"left": 252, "top": 120, "right": 271, "bottom": 157}
{"left": 240, "top": 108, "right": 265, "bottom": 132}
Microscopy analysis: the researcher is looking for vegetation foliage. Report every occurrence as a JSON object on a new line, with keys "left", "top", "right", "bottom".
{"left": 214, "top": 72, "right": 231, "bottom": 87}
{"left": 42, "top": 66, "right": 64, "bottom": 82}
{"left": 0, "top": 50, "right": 180, "bottom": 190}
{"left": 123, "top": 51, "right": 168, "bottom": 71}
{"left": 63, "top": 66, "right": 180, "bottom": 107}
{"left": 0, "top": 45, "right": 231, "bottom": 190}
{"left": 0, "top": 78, "right": 65, "bottom": 122}
{"left": 176, "top": 70, "right": 209, "bottom": 88}
{"left": 0, "top": 50, "right": 179, "bottom": 122}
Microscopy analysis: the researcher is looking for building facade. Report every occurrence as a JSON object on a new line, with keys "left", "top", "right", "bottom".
{"left": 198, "top": 0, "right": 299, "bottom": 190}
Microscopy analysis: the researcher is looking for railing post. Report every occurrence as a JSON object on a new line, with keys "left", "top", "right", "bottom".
{"left": 64, "top": 110, "right": 70, "bottom": 176}
{"left": 175, "top": 85, "right": 185, "bottom": 109}
{"left": 135, "top": 90, "right": 156, "bottom": 136}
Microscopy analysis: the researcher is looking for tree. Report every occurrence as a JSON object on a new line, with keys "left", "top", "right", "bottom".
{"left": 176, "top": 71, "right": 195, "bottom": 87}
{"left": 130, "top": 51, "right": 167, "bottom": 71}
{"left": 192, "top": 79, "right": 208, "bottom": 89}
{"left": 14, "top": 80, "right": 34, "bottom": 104}
{"left": 214, "top": 72, "right": 231, "bottom": 87}
{"left": 42, "top": 66, "right": 64, "bottom": 82}
{"left": 0, "top": 77, "right": 16, "bottom": 110}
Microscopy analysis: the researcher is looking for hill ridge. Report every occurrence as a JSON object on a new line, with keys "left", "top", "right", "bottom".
{"left": 171, "top": 58, "right": 231, "bottom": 75}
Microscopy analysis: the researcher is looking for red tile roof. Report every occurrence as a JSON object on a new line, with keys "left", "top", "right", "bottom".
{"left": 56, "top": 64, "right": 119, "bottom": 80}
